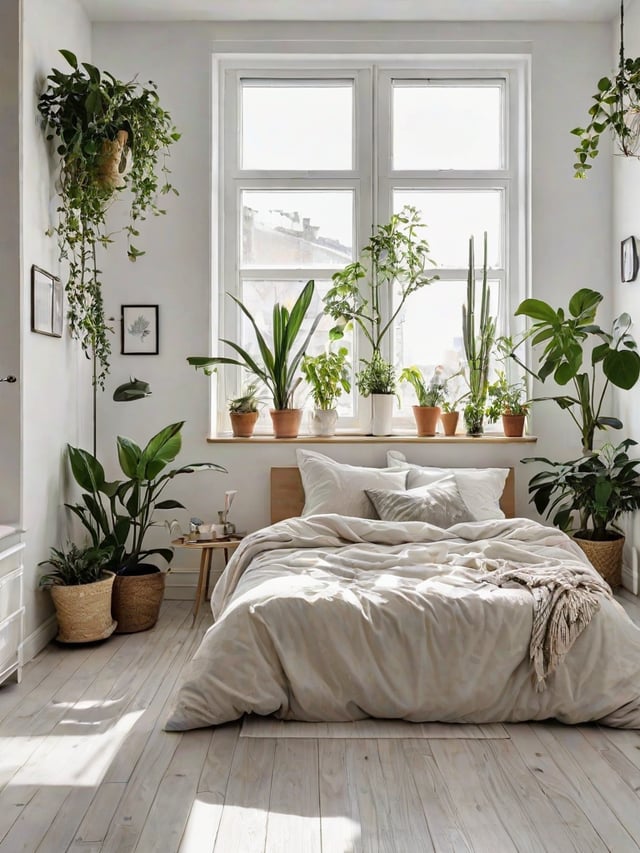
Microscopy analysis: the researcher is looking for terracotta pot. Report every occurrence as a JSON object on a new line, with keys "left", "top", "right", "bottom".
{"left": 370, "top": 394, "right": 394, "bottom": 436}
{"left": 310, "top": 408, "right": 338, "bottom": 437}
{"left": 440, "top": 411, "right": 459, "bottom": 436}
{"left": 573, "top": 533, "right": 624, "bottom": 589}
{"left": 270, "top": 408, "right": 302, "bottom": 439}
{"left": 412, "top": 405, "right": 441, "bottom": 437}
{"left": 229, "top": 411, "right": 258, "bottom": 438}
{"left": 50, "top": 572, "right": 116, "bottom": 643}
{"left": 502, "top": 413, "right": 526, "bottom": 437}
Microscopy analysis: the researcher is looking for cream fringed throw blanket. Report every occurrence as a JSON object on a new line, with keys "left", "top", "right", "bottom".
{"left": 480, "top": 563, "right": 612, "bottom": 690}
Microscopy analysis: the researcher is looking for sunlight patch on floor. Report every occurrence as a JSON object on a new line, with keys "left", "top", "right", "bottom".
{"left": 4, "top": 709, "right": 144, "bottom": 787}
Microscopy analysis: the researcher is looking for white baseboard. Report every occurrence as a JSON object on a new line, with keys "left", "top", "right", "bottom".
{"left": 21, "top": 614, "right": 57, "bottom": 663}
{"left": 622, "top": 562, "right": 638, "bottom": 595}
{"left": 165, "top": 567, "right": 222, "bottom": 601}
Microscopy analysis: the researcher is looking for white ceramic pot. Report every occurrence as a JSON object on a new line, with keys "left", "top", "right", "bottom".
{"left": 310, "top": 408, "right": 338, "bottom": 437}
{"left": 370, "top": 394, "right": 394, "bottom": 436}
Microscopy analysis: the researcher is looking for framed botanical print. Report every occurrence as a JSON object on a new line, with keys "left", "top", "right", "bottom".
{"left": 121, "top": 305, "right": 159, "bottom": 355}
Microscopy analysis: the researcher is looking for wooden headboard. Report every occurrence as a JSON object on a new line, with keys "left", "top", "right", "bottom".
{"left": 271, "top": 466, "right": 515, "bottom": 523}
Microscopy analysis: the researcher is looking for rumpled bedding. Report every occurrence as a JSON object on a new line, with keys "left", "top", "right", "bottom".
{"left": 165, "top": 515, "right": 640, "bottom": 731}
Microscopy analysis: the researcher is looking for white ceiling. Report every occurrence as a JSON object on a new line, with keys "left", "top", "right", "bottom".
{"left": 79, "top": 0, "right": 624, "bottom": 24}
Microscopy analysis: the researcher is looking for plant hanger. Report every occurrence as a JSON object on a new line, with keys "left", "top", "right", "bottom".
{"left": 572, "top": 0, "right": 640, "bottom": 176}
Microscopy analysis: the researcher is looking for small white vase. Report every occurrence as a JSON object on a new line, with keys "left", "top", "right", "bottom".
{"left": 310, "top": 408, "right": 338, "bottom": 437}
{"left": 370, "top": 394, "right": 394, "bottom": 436}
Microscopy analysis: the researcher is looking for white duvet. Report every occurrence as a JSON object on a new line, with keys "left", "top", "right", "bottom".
{"left": 165, "top": 515, "right": 640, "bottom": 731}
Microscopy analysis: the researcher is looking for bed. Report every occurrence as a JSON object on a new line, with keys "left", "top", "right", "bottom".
{"left": 165, "top": 451, "right": 640, "bottom": 731}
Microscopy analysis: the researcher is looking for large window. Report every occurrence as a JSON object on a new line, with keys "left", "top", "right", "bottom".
{"left": 215, "top": 58, "right": 528, "bottom": 433}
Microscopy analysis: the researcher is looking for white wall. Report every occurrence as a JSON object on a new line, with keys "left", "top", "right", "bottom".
{"left": 90, "top": 21, "right": 612, "bottom": 579}
{"left": 612, "top": 0, "right": 640, "bottom": 590}
{"left": 21, "top": 0, "right": 93, "bottom": 644}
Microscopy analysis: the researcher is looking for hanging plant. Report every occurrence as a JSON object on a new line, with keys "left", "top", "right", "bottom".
{"left": 38, "top": 49, "right": 180, "bottom": 387}
{"left": 572, "top": 1, "right": 640, "bottom": 178}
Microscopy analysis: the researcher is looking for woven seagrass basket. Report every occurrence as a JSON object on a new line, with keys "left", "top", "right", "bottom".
{"left": 574, "top": 534, "right": 624, "bottom": 589}
{"left": 50, "top": 572, "right": 117, "bottom": 643}
{"left": 112, "top": 569, "right": 166, "bottom": 634}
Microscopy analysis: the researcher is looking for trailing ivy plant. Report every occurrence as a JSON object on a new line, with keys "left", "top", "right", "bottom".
{"left": 38, "top": 49, "right": 180, "bottom": 387}
{"left": 571, "top": 2, "right": 640, "bottom": 178}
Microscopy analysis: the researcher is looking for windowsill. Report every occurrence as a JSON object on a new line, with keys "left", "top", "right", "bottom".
{"left": 206, "top": 433, "right": 538, "bottom": 444}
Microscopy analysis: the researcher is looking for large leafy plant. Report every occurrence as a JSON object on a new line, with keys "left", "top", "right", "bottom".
{"left": 511, "top": 288, "right": 640, "bottom": 452}
{"left": 324, "top": 206, "right": 438, "bottom": 390}
{"left": 38, "top": 49, "right": 180, "bottom": 388}
{"left": 67, "top": 422, "right": 225, "bottom": 575}
{"left": 525, "top": 440, "right": 640, "bottom": 539}
{"left": 188, "top": 279, "right": 322, "bottom": 410}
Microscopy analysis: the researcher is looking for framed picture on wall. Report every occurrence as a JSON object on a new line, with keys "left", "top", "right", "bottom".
{"left": 31, "top": 265, "right": 63, "bottom": 337}
{"left": 621, "top": 236, "right": 639, "bottom": 282}
{"left": 121, "top": 304, "right": 159, "bottom": 355}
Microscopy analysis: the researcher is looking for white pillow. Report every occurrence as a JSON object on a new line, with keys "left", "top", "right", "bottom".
{"left": 297, "top": 449, "right": 407, "bottom": 518}
{"left": 386, "top": 450, "right": 508, "bottom": 521}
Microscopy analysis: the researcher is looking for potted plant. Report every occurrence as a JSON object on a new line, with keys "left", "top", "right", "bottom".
{"left": 357, "top": 352, "right": 398, "bottom": 435}
{"left": 228, "top": 384, "right": 260, "bottom": 438}
{"left": 462, "top": 232, "right": 496, "bottom": 436}
{"left": 38, "top": 543, "right": 116, "bottom": 643}
{"left": 485, "top": 371, "right": 529, "bottom": 437}
{"left": 301, "top": 346, "right": 351, "bottom": 436}
{"left": 67, "top": 421, "right": 225, "bottom": 632}
{"left": 512, "top": 288, "right": 640, "bottom": 580}
{"left": 399, "top": 365, "right": 445, "bottom": 437}
{"left": 571, "top": 3, "right": 640, "bottom": 178}
{"left": 188, "top": 280, "right": 322, "bottom": 438}
{"left": 525, "top": 441, "right": 640, "bottom": 587}
{"left": 324, "top": 206, "right": 438, "bottom": 436}
{"left": 37, "top": 50, "right": 180, "bottom": 395}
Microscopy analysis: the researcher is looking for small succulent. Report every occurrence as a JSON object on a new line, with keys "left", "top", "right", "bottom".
{"left": 228, "top": 384, "right": 260, "bottom": 414}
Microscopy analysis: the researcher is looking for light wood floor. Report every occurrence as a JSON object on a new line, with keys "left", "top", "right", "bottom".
{"left": 2, "top": 596, "right": 640, "bottom": 853}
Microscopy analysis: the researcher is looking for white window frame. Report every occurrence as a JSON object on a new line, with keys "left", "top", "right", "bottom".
{"left": 212, "top": 54, "right": 529, "bottom": 436}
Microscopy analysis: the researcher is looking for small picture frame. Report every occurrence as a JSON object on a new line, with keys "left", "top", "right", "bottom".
{"left": 621, "top": 236, "right": 639, "bottom": 282}
{"left": 121, "top": 304, "right": 159, "bottom": 355}
{"left": 31, "top": 265, "right": 63, "bottom": 338}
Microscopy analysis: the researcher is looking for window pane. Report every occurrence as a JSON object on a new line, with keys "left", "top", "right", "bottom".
{"left": 241, "top": 82, "right": 353, "bottom": 170}
{"left": 238, "top": 280, "right": 355, "bottom": 420}
{"left": 241, "top": 191, "right": 353, "bottom": 268}
{"left": 394, "top": 279, "right": 500, "bottom": 416}
{"left": 393, "top": 83, "right": 502, "bottom": 170}
{"left": 394, "top": 189, "right": 502, "bottom": 268}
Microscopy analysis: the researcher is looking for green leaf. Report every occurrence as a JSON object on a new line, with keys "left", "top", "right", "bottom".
{"left": 514, "top": 299, "right": 558, "bottom": 324}
{"left": 568, "top": 288, "right": 602, "bottom": 319}
{"left": 142, "top": 421, "right": 184, "bottom": 477}
{"left": 117, "top": 436, "right": 142, "bottom": 478}
{"left": 67, "top": 445, "right": 105, "bottom": 493}
{"left": 597, "top": 76, "right": 612, "bottom": 92}
{"left": 154, "top": 499, "right": 185, "bottom": 510}
{"left": 59, "top": 49, "right": 78, "bottom": 69}
{"left": 603, "top": 349, "right": 640, "bottom": 390}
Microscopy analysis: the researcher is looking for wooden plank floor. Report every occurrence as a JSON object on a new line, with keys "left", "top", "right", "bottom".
{"left": 1, "top": 597, "right": 640, "bottom": 852}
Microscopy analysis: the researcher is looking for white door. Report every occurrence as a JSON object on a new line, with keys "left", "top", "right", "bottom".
{"left": 0, "top": 0, "right": 21, "bottom": 523}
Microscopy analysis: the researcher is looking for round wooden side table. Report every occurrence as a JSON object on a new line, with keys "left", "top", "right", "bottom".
{"left": 171, "top": 536, "right": 243, "bottom": 625}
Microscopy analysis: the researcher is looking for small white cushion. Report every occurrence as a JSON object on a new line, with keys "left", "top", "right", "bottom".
{"left": 386, "top": 450, "right": 508, "bottom": 521}
{"left": 297, "top": 449, "right": 407, "bottom": 518}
